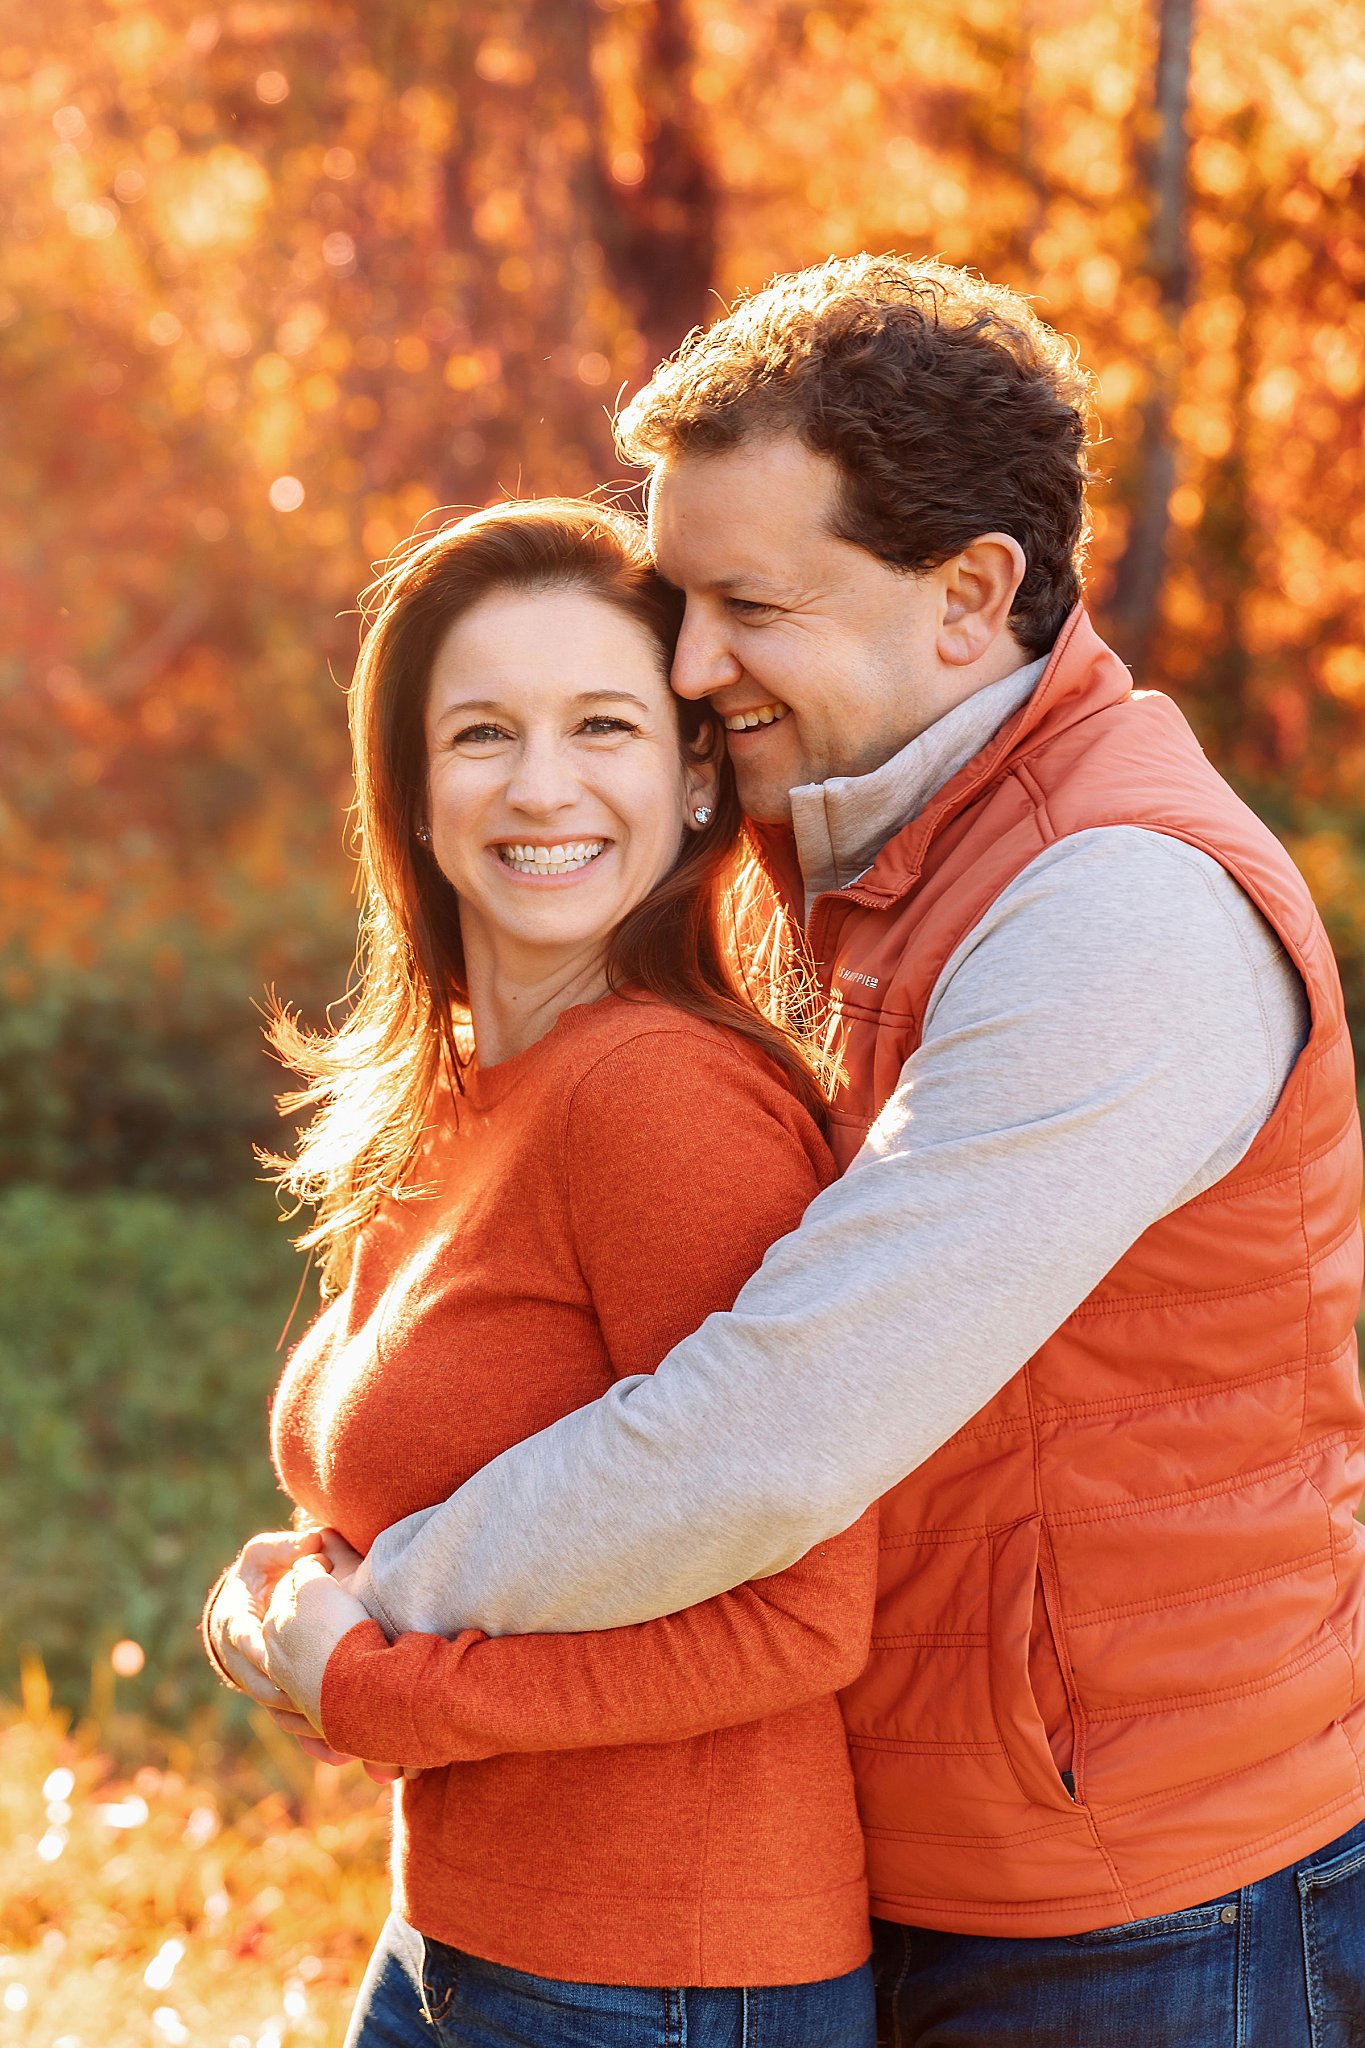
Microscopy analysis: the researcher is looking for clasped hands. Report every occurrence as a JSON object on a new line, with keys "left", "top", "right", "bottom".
{"left": 207, "top": 1526, "right": 409, "bottom": 1785}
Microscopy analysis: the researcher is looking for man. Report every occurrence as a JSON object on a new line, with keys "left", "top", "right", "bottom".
{"left": 222, "top": 256, "right": 1365, "bottom": 2042}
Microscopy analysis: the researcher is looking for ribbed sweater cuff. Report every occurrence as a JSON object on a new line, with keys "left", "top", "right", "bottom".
{"left": 319, "top": 1619, "right": 418, "bottom": 1765}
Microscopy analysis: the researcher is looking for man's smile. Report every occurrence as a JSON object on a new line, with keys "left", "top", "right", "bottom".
{"left": 721, "top": 702, "right": 792, "bottom": 732}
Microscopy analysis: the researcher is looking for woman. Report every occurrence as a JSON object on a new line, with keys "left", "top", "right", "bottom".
{"left": 203, "top": 500, "right": 877, "bottom": 2047}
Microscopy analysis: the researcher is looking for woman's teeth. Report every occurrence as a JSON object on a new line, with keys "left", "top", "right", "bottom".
{"left": 498, "top": 840, "right": 606, "bottom": 875}
{"left": 723, "top": 703, "right": 790, "bottom": 731}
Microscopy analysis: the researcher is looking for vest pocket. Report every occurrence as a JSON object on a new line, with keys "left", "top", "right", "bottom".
{"left": 989, "top": 1516, "right": 1083, "bottom": 1814}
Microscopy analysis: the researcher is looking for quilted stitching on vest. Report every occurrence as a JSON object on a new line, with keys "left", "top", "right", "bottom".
{"left": 817, "top": 608, "right": 1365, "bottom": 1934}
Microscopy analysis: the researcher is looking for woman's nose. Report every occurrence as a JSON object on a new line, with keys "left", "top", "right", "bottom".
{"left": 670, "top": 607, "right": 742, "bottom": 701}
{"left": 504, "top": 737, "right": 579, "bottom": 814}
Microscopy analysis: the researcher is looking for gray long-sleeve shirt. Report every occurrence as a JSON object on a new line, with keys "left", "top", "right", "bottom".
{"left": 350, "top": 660, "right": 1311, "bottom": 1640}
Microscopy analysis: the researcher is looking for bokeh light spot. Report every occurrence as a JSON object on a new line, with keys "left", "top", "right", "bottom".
{"left": 269, "top": 476, "right": 305, "bottom": 512}
{"left": 111, "top": 1638, "right": 145, "bottom": 1676}
{"left": 323, "top": 146, "right": 356, "bottom": 179}
{"left": 67, "top": 201, "right": 119, "bottom": 241}
{"left": 256, "top": 71, "right": 289, "bottom": 106}
{"left": 144, "top": 1939, "right": 185, "bottom": 1991}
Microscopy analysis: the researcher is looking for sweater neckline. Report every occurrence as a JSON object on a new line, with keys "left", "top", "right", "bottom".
{"left": 460, "top": 991, "right": 623, "bottom": 1111}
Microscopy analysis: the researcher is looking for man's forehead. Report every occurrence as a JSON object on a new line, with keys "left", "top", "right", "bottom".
{"left": 647, "top": 443, "right": 832, "bottom": 580}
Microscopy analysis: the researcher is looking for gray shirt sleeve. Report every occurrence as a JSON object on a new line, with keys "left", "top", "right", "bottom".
{"left": 349, "top": 826, "right": 1310, "bottom": 1638}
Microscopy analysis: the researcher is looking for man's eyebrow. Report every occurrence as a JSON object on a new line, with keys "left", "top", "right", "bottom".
{"left": 704, "top": 574, "right": 787, "bottom": 596}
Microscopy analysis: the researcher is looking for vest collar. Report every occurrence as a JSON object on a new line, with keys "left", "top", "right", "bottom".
{"left": 828, "top": 605, "right": 1133, "bottom": 909}
{"left": 788, "top": 654, "right": 1049, "bottom": 912}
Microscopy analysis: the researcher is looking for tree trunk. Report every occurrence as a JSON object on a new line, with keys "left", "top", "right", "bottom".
{"left": 603, "top": 0, "right": 718, "bottom": 374}
{"left": 1107, "top": 0, "right": 1196, "bottom": 672}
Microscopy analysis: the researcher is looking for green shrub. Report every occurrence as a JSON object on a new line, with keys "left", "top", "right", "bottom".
{"left": 0, "top": 1185, "right": 311, "bottom": 1721}
{"left": 0, "top": 882, "right": 353, "bottom": 1192}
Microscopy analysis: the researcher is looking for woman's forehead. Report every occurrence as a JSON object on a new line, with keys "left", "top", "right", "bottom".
{"left": 427, "top": 588, "right": 672, "bottom": 716}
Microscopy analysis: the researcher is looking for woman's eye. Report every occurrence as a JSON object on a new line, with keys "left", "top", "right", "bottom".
{"left": 451, "top": 722, "right": 509, "bottom": 745}
{"left": 578, "top": 716, "right": 638, "bottom": 736}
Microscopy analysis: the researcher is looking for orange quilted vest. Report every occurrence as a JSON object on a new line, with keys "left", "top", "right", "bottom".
{"left": 804, "top": 605, "right": 1365, "bottom": 1935}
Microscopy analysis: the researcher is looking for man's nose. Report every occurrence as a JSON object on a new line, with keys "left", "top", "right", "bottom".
{"left": 670, "top": 608, "right": 742, "bottom": 701}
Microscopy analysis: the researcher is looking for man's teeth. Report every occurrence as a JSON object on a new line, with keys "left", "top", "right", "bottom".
{"left": 498, "top": 841, "right": 606, "bottom": 874}
{"left": 723, "top": 704, "right": 791, "bottom": 731}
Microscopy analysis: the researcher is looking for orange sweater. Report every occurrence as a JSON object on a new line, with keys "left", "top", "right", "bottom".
{"left": 270, "top": 995, "right": 876, "bottom": 1987}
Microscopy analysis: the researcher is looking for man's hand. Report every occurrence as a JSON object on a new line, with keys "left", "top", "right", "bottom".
{"left": 207, "top": 1529, "right": 326, "bottom": 1710}
{"left": 319, "top": 1527, "right": 364, "bottom": 1579}
{"left": 261, "top": 1553, "right": 372, "bottom": 1731}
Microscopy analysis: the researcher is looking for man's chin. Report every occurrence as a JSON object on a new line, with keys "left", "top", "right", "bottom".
{"left": 734, "top": 782, "right": 795, "bottom": 828}
{"left": 730, "top": 756, "right": 806, "bottom": 827}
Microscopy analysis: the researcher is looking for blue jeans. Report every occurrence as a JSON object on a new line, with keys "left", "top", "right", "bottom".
{"left": 871, "top": 1812, "right": 1365, "bottom": 2046}
{"left": 345, "top": 1911, "right": 876, "bottom": 2047}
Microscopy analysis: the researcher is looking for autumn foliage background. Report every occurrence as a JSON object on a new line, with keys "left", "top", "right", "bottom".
{"left": 1, "top": 0, "right": 1363, "bottom": 2037}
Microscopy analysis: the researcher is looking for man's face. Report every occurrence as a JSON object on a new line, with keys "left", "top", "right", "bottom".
{"left": 648, "top": 435, "right": 947, "bottom": 825}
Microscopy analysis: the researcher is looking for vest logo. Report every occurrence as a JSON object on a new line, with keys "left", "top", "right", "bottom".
{"left": 837, "top": 967, "right": 880, "bottom": 989}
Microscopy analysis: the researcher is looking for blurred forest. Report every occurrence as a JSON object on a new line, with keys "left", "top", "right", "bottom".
{"left": 4, "top": 0, "right": 1365, "bottom": 1192}
{"left": 0, "top": 4, "right": 1362, "bottom": 2032}
{"left": 2, "top": 0, "right": 1364, "bottom": 1712}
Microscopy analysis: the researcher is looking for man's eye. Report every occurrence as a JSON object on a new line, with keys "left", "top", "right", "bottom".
{"left": 727, "top": 598, "right": 774, "bottom": 620}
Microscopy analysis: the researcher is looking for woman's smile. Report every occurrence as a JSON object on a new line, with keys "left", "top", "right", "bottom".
{"left": 493, "top": 838, "right": 611, "bottom": 878}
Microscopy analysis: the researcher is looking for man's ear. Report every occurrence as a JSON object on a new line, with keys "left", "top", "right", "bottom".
{"left": 937, "top": 534, "right": 1027, "bottom": 668}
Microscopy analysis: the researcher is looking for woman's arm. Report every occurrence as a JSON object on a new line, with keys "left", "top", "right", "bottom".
{"left": 316, "top": 1511, "right": 876, "bottom": 1770}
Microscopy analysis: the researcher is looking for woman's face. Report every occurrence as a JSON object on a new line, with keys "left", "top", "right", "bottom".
{"left": 423, "top": 586, "right": 716, "bottom": 980}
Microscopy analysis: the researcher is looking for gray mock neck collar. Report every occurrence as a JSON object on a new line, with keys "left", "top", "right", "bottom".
{"left": 788, "top": 654, "right": 1050, "bottom": 910}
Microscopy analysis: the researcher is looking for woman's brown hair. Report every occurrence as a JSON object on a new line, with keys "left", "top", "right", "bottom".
{"left": 269, "top": 498, "right": 833, "bottom": 1291}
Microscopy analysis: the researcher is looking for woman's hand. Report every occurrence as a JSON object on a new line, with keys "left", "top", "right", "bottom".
{"left": 206, "top": 1528, "right": 327, "bottom": 1710}
{"left": 261, "top": 1553, "right": 373, "bottom": 1731}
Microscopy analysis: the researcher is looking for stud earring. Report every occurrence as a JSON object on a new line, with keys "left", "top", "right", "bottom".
{"left": 693, "top": 805, "right": 713, "bottom": 826}
{"left": 415, "top": 824, "right": 432, "bottom": 846}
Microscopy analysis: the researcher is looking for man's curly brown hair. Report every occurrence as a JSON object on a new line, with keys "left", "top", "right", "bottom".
{"left": 616, "top": 254, "right": 1097, "bottom": 657}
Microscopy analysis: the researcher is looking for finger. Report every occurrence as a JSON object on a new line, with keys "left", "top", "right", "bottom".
{"left": 216, "top": 1631, "right": 298, "bottom": 1710}
{"left": 265, "top": 1703, "right": 320, "bottom": 1741}
{"left": 268, "top": 1555, "right": 333, "bottom": 1611}
{"left": 297, "top": 1734, "right": 363, "bottom": 1768}
{"left": 364, "top": 1762, "right": 404, "bottom": 1784}
{"left": 320, "top": 1528, "right": 364, "bottom": 1576}
{"left": 402, "top": 1766, "right": 423, "bottom": 1781}
{"left": 238, "top": 1529, "right": 325, "bottom": 1599}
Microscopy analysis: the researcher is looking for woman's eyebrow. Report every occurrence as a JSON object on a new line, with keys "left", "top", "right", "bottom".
{"left": 570, "top": 690, "right": 652, "bottom": 710}
{"left": 433, "top": 690, "right": 653, "bottom": 721}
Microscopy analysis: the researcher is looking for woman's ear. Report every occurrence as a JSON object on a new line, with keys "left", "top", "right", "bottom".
{"left": 683, "top": 745, "right": 722, "bottom": 830}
